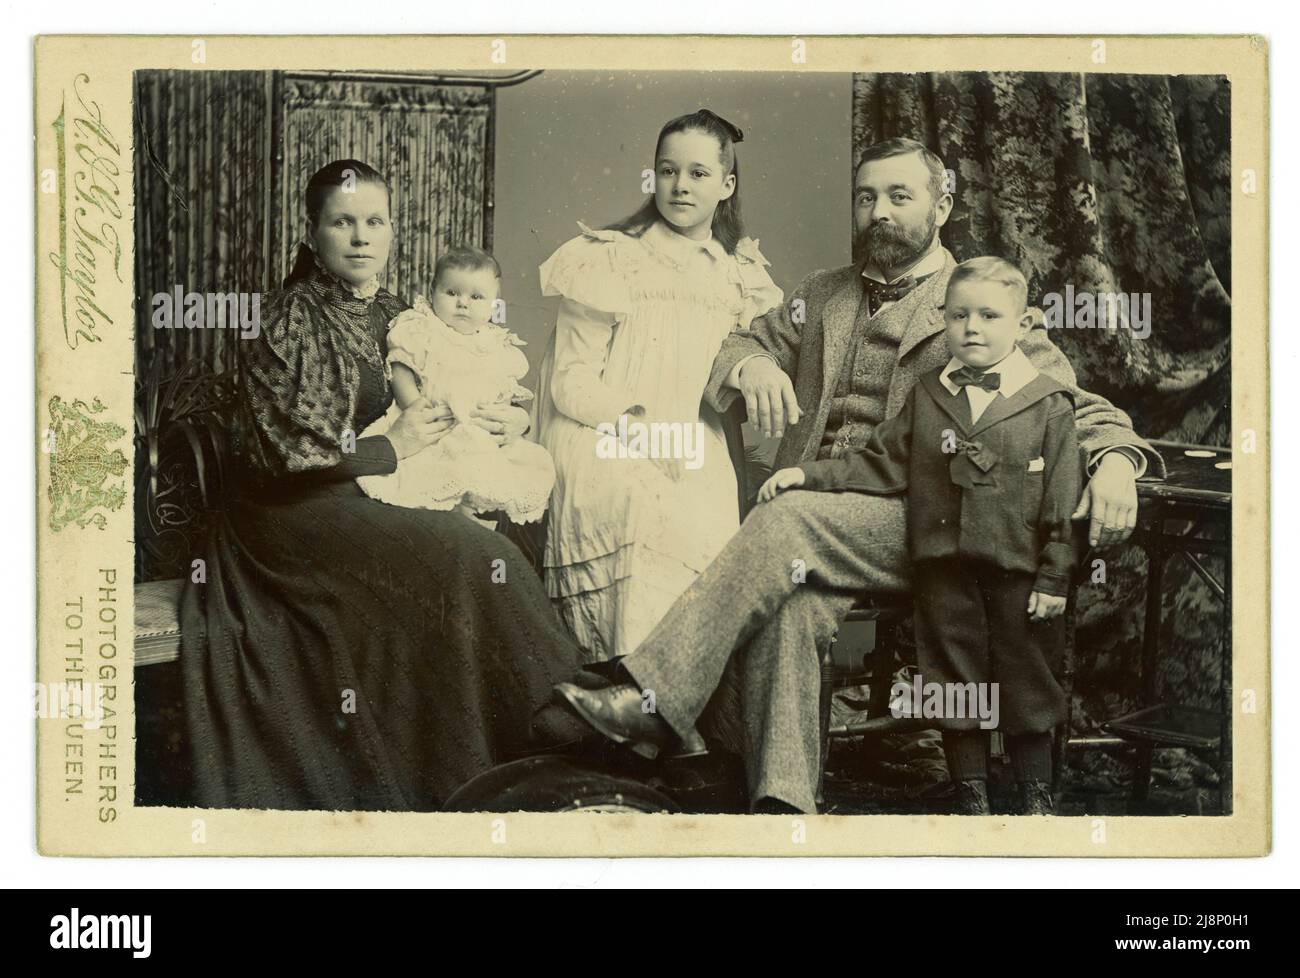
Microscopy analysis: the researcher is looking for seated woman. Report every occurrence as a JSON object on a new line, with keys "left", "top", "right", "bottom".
{"left": 179, "top": 159, "right": 585, "bottom": 812}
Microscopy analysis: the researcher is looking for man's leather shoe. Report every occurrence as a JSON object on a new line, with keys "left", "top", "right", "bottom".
{"left": 670, "top": 727, "right": 709, "bottom": 759}
{"left": 1017, "top": 780, "right": 1056, "bottom": 815}
{"left": 553, "top": 682, "right": 677, "bottom": 760}
{"left": 562, "top": 664, "right": 707, "bottom": 759}
{"left": 951, "top": 778, "right": 992, "bottom": 815}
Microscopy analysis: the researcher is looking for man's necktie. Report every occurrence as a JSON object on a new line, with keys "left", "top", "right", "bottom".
{"left": 949, "top": 365, "right": 1002, "bottom": 393}
{"left": 863, "top": 271, "right": 933, "bottom": 315}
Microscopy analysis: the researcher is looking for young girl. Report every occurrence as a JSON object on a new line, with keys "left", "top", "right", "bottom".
{"left": 535, "top": 109, "right": 783, "bottom": 664}
{"left": 358, "top": 246, "right": 555, "bottom": 525}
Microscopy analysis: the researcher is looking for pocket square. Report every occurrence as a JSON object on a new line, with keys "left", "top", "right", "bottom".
{"left": 1028, "top": 457, "right": 1045, "bottom": 472}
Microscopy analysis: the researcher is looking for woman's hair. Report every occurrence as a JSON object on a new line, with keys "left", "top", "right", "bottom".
{"left": 605, "top": 108, "right": 745, "bottom": 254}
{"left": 434, "top": 244, "right": 501, "bottom": 285}
{"left": 283, "top": 159, "right": 391, "bottom": 288}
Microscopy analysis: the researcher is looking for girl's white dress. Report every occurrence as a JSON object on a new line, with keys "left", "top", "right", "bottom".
{"left": 535, "top": 220, "right": 783, "bottom": 660}
{"left": 358, "top": 297, "right": 555, "bottom": 524}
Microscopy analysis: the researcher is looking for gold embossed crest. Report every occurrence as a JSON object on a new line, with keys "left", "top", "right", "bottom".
{"left": 45, "top": 395, "right": 127, "bottom": 531}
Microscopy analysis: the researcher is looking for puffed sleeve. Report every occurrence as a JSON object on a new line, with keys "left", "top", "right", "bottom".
{"left": 384, "top": 297, "right": 436, "bottom": 386}
{"left": 501, "top": 331, "right": 535, "bottom": 403}
{"left": 242, "top": 288, "right": 396, "bottom": 480}
{"left": 733, "top": 237, "right": 784, "bottom": 331}
{"left": 539, "top": 224, "right": 639, "bottom": 429}
{"left": 539, "top": 222, "right": 634, "bottom": 316}
{"left": 482, "top": 329, "right": 536, "bottom": 405}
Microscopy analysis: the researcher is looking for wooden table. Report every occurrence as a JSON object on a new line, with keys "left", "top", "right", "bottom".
{"left": 1079, "top": 439, "right": 1233, "bottom": 813}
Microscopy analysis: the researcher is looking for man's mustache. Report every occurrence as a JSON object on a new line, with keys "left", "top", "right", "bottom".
{"left": 855, "top": 220, "right": 928, "bottom": 262}
{"left": 864, "top": 221, "right": 909, "bottom": 239}
{"left": 858, "top": 221, "right": 915, "bottom": 246}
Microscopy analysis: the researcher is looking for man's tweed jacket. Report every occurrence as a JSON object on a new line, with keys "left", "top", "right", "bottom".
{"left": 703, "top": 248, "right": 1164, "bottom": 480}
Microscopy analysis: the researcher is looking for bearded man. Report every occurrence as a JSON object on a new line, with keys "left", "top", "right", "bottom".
{"left": 556, "top": 137, "right": 1163, "bottom": 814}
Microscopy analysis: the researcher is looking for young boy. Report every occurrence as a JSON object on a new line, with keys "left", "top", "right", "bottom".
{"left": 759, "top": 256, "right": 1082, "bottom": 815}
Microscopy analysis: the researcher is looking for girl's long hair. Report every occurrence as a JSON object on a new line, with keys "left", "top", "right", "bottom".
{"left": 283, "top": 159, "right": 391, "bottom": 288}
{"left": 605, "top": 109, "right": 745, "bottom": 254}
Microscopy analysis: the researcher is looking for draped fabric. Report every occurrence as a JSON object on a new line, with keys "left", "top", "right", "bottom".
{"left": 133, "top": 70, "right": 272, "bottom": 375}
{"left": 132, "top": 71, "right": 272, "bottom": 582}
{"left": 852, "top": 73, "right": 1231, "bottom": 805}
{"left": 275, "top": 75, "right": 493, "bottom": 305}
{"left": 851, "top": 72, "right": 1230, "bottom": 445}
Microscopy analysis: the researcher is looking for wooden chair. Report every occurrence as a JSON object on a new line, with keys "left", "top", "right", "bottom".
{"left": 133, "top": 360, "right": 235, "bottom": 671}
{"left": 816, "top": 589, "right": 1085, "bottom": 810}
{"left": 816, "top": 595, "right": 925, "bottom": 806}
{"left": 720, "top": 403, "right": 931, "bottom": 803}
{"left": 815, "top": 525, "right": 1091, "bottom": 809}
{"left": 135, "top": 578, "right": 184, "bottom": 667}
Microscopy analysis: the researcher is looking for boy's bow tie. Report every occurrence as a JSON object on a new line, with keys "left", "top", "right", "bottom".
{"left": 949, "top": 365, "right": 1002, "bottom": 392}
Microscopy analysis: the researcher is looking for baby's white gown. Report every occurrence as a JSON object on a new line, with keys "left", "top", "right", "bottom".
{"left": 357, "top": 298, "right": 555, "bottom": 523}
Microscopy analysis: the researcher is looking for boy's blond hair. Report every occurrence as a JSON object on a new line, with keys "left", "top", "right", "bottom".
{"left": 947, "top": 256, "right": 1028, "bottom": 312}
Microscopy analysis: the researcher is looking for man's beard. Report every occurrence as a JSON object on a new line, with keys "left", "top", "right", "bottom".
{"left": 855, "top": 208, "right": 937, "bottom": 273}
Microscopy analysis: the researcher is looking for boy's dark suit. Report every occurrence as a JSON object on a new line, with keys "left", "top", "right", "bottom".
{"left": 798, "top": 357, "right": 1080, "bottom": 733}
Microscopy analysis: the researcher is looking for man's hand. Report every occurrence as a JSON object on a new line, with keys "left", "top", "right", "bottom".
{"left": 757, "top": 467, "right": 806, "bottom": 504}
{"left": 1072, "top": 451, "right": 1139, "bottom": 548}
{"left": 1028, "top": 591, "right": 1066, "bottom": 622}
{"left": 738, "top": 357, "right": 802, "bottom": 439}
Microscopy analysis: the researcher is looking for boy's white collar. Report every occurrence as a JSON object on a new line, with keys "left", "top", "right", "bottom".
{"left": 940, "top": 345, "right": 1038, "bottom": 397}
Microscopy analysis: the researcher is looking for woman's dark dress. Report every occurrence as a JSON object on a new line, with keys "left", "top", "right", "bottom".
{"left": 180, "top": 265, "right": 580, "bottom": 811}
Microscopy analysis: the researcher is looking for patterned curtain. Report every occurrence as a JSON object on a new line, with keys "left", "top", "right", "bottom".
{"left": 852, "top": 72, "right": 1230, "bottom": 445}
{"left": 852, "top": 73, "right": 1231, "bottom": 808}
{"left": 133, "top": 70, "right": 272, "bottom": 374}
{"left": 275, "top": 75, "right": 493, "bottom": 303}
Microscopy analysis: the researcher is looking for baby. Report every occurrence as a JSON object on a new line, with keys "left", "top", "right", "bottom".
{"left": 358, "top": 246, "right": 555, "bottom": 524}
{"left": 759, "top": 256, "right": 1082, "bottom": 815}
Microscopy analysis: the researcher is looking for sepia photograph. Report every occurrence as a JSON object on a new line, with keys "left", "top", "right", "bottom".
{"left": 123, "top": 61, "right": 1235, "bottom": 822}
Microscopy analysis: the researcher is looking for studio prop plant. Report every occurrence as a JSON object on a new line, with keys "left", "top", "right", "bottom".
{"left": 134, "top": 357, "right": 237, "bottom": 582}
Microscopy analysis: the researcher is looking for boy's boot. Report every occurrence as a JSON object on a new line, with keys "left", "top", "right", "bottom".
{"left": 943, "top": 730, "right": 991, "bottom": 814}
{"left": 1008, "top": 732, "right": 1055, "bottom": 815}
{"left": 1016, "top": 781, "right": 1056, "bottom": 815}
{"left": 952, "top": 778, "right": 992, "bottom": 815}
